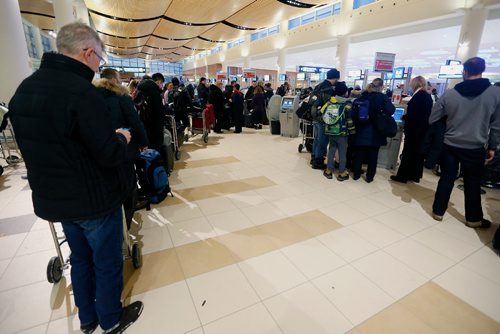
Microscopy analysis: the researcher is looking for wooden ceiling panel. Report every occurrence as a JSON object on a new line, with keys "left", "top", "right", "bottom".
{"left": 183, "top": 39, "right": 217, "bottom": 50}
{"left": 19, "top": 0, "right": 54, "bottom": 16}
{"left": 171, "top": 48, "right": 195, "bottom": 57}
{"left": 141, "top": 46, "right": 177, "bottom": 55}
{"left": 226, "top": 0, "right": 304, "bottom": 29}
{"left": 200, "top": 24, "right": 246, "bottom": 43}
{"left": 145, "top": 36, "right": 186, "bottom": 49}
{"left": 164, "top": 0, "right": 254, "bottom": 24}
{"left": 153, "top": 20, "right": 214, "bottom": 40}
{"left": 99, "top": 35, "right": 149, "bottom": 48}
{"left": 84, "top": 0, "right": 172, "bottom": 19}
{"left": 21, "top": 14, "right": 55, "bottom": 31}
{"left": 301, "top": 0, "right": 331, "bottom": 4}
{"left": 90, "top": 13, "right": 158, "bottom": 37}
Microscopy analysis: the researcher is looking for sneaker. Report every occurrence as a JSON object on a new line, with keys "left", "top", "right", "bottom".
{"left": 81, "top": 320, "right": 98, "bottom": 334}
{"left": 323, "top": 169, "right": 333, "bottom": 179}
{"left": 336, "top": 172, "right": 349, "bottom": 182}
{"left": 465, "top": 218, "right": 492, "bottom": 229}
{"left": 432, "top": 212, "right": 443, "bottom": 221}
{"left": 390, "top": 175, "right": 407, "bottom": 184}
{"left": 105, "top": 301, "right": 144, "bottom": 334}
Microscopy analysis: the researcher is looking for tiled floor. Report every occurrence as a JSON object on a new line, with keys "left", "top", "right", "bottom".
{"left": 1, "top": 127, "right": 500, "bottom": 333}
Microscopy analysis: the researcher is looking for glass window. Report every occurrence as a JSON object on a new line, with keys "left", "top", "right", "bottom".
{"left": 288, "top": 17, "right": 300, "bottom": 30}
{"left": 251, "top": 32, "right": 259, "bottom": 41}
{"left": 333, "top": 2, "right": 341, "bottom": 15}
{"left": 268, "top": 25, "right": 279, "bottom": 36}
{"left": 353, "top": 0, "right": 375, "bottom": 9}
{"left": 316, "top": 5, "right": 333, "bottom": 20}
{"left": 301, "top": 12, "right": 315, "bottom": 25}
{"left": 41, "top": 35, "right": 52, "bottom": 53}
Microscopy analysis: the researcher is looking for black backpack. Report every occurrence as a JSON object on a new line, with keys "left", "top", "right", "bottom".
{"left": 352, "top": 95, "right": 370, "bottom": 123}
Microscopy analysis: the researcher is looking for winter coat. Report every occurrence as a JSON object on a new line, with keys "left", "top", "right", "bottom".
{"left": 9, "top": 52, "right": 129, "bottom": 221}
{"left": 252, "top": 92, "right": 266, "bottom": 116}
{"left": 350, "top": 91, "right": 395, "bottom": 147}
{"left": 197, "top": 83, "right": 209, "bottom": 106}
{"left": 403, "top": 89, "right": 433, "bottom": 136}
{"left": 429, "top": 78, "right": 500, "bottom": 150}
{"left": 137, "top": 79, "right": 165, "bottom": 149}
{"left": 208, "top": 85, "right": 224, "bottom": 114}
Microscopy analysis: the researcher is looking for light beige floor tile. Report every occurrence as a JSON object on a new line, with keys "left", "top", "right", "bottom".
{"left": 257, "top": 218, "right": 312, "bottom": 249}
{"left": 273, "top": 196, "right": 313, "bottom": 217}
{"left": 313, "top": 265, "right": 394, "bottom": 325}
{"left": 175, "top": 239, "right": 236, "bottom": 278}
{"left": 436, "top": 216, "right": 494, "bottom": 248}
{"left": 345, "top": 196, "right": 392, "bottom": 217}
{"left": 122, "top": 248, "right": 185, "bottom": 298}
{"left": 0, "top": 258, "right": 10, "bottom": 277}
{"left": 206, "top": 209, "right": 254, "bottom": 236}
{"left": 137, "top": 224, "right": 173, "bottom": 254}
{"left": 134, "top": 208, "right": 171, "bottom": 230}
{"left": 46, "top": 315, "right": 83, "bottom": 334}
{"left": 0, "top": 281, "right": 53, "bottom": 333}
{"left": 29, "top": 218, "right": 51, "bottom": 232}
{"left": 396, "top": 202, "right": 440, "bottom": 225}
{"left": 320, "top": 203, "right": 369, "bottom": 226}
{"left": 281, "top": 238, "right": 346, "bottom": 279}
{"left": 255, "top": 185, "right": 295, "bottom": 202}
{"left": 240, "top": 202, "right": 287, "bottom": 226}
{"left": 461, "top": 246, "right": 500, "bottom": 286}
{"left": 238, "top": 250, "right": 307, "bottom": 299}
{"left": 434, "top": 265, "right": 500, "bottom": 322}
{"left": 195, "top": 196, "right": 237, "bottom": 216}
{"left": 412, "top": 227, "right": 480, "bottom": 262}
{"left": 203, "top": 303, "right": 282, "bottom": 334}
{"left": 0, "top": 233, "right": 26, "bottom": 260}
{"left": 177, "top": 156, "right": 239, "bottom": 170}
{"left": 168, "top": 217, "right": 216, "bottom": 247}
{"left": 373, "top": 210, "right": 431, "bottom": 236}
{"left": 224, "top": 190, "right": 266, "bottom": 208}
{"left": 264, "top": 282, "right": 353, "bottom": 334}
{"left": 185, "top": 328, "right": 204, "bottom": 334}
{"left": 17, "top": 323, "right": 49, "bottom": 334}
{"left": 384, "top": 238, "right": 455, "bottom": 279}
{"left": 186, "top": 264, "right": 260, "bottom": 325}
{"left": 127, "top": 281, "right": 201, "bottom": 334}
{"left": 317, "top": 228, "right": 378, "bottom": 262}
{"left": 352, "top": 250, "right": 427, "bottom": 299}
{"left": 290, "top": 210, "right": 343, "bottom": 236}
{"left": 0, "top": 200, "right": 34, "bottom": 219}
{"left": 370, "top": 190, "right": 409, "bottom": 209}
{"left": 157, "top": 203, "right": 204, "bottom": 224}
{"left": 215, "top": 227, "right": 278, "bottom": 261}
{"left": 301, "top": 190, "right": 340, "bottom": 209}
{"left": 348, "top": 218, "right": 405, "bottom": 248}
{"left": 0, "top": 249, "right": 55, "bottom": 291}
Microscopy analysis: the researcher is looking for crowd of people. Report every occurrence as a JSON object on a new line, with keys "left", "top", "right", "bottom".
{"left": 5, "top": 20, "right": 500, "bottom": 334}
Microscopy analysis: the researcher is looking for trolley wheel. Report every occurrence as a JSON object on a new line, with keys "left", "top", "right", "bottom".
{"left": 0, "top": 165, "right": 3, "bottom": 176}
{"left": 298, "top": 144, "right": 303, "bottom": 153}
{"left": 132, "top": 243, "right": 142, "bottom": 269}
{"left": 5, "top": 155, "right": 20, "bottom": 165}
{"left": 203, "top": 133, "right": 208, "bottom": 143}
{"left": 175, "top": 150, "right": 181, "bottom": 160}
{"left": 47, "top": 256, "right": 63, "bottom": 283}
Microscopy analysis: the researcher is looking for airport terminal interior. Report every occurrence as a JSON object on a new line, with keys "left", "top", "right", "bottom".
{"left": 1, "top": 0, "right": 500, "bottom": 333}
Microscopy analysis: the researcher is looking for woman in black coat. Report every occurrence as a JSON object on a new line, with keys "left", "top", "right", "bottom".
{"left": 351, "top": 78, "right": 395, "bottom": 182}
{"left": 208, "top": 83, "right": 225, "bottom": 133}
{"left": 391, "top": 76, "right": 433, "bottom": 183}
{"left": 251, "top": 85, "right": 266, "bottom": 129}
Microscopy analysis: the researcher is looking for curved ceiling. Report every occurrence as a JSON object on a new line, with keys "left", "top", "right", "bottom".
{"left": 19, "top": 0, "right": 335, "bottom": 62}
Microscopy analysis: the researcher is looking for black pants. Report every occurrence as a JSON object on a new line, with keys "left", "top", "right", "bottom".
{"left": 232, "top": 108, "right": 243, "bottom": 132}
{"left": 396, "top": 132, "right": 425, "bottom": 181}
{"left": 352, "top": 146, "right": 380, "bottom": 180}
{"left": 433, "top": 144, "right": 485, "bottom": 222}
{"left": 214, "top": 108, "right": 223, "bottom": 132}
{"left": 252, "top": 108, "right": 262, "bottom": 126}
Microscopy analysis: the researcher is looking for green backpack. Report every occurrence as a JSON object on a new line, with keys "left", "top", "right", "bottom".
{"left": 320, "top": 96, "right": 345, "bottom": 136}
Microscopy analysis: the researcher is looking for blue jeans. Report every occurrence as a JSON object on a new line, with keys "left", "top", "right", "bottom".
{"left": 312, "top": 121, "right": 328, "bottom": 164}
{"left": 62, "top": 208, "right": 123, "bottom": 330}
{"left": 327, "top": 135, "right": 348, "bottom": 172}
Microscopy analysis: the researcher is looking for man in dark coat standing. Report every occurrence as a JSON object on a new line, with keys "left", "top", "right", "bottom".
{"left": 8, "top": 22, "right": 143, "bottom": 334}
{"left": 197, "top": 77, "right": 209, "bottom": 108}
{"left": 136, "top": 72, "right": 165, "bottom": 150}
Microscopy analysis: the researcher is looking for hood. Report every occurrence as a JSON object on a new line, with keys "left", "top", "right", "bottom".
{"left": 454, "top": 78, "right": 491, "bottom": 97}
{"left": 92, "top": 79, "right": 130, "bottom": 96}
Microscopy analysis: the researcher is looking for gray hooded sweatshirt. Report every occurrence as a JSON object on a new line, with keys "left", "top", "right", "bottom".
{"left": 429, "top": 78, "right": 500, "bottom": 150}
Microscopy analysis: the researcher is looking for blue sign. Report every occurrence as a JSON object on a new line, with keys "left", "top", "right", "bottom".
{"left": 298, "top": 65, "right": 335, "bottom": 74}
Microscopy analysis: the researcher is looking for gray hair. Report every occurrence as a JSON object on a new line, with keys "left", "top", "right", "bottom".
{"left": 56, "top": 22, "right": 104, "bottom": 55}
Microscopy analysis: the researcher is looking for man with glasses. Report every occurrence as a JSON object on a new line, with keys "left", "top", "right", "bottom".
{"left": 9, "top": 22, "right": 143, "bottom": 333}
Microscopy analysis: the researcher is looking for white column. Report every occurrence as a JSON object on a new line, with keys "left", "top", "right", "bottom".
{"left": 73, "top": 0, "right": 90, "bottom": 25}
{"left": 277, "top": 48, "right": 286, "bottom": 75}
{"left": 455, "top": 6, "right": 488, "bottom": 63}
{"left": 335, "top": 35, "right": 350, "bottom": 81}
{"left": 53, "top": 0, "right": 76, "bottom": 32}
{"left": 243, "top": 57, "right": 250, "bottom": 69}
{"left": 0, "top": 0, "right": 32, "bottom": 103}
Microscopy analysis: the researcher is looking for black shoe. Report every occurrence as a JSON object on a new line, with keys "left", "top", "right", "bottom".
{"left": 390, "top": 175, "right": 407, "bottom": 184}
{"left": 258, "top": 124, "right": 262, "bottom": 129}
{"left": 323, "top": 169, "right": 333, "bottom": 179}
{"left": 337, "top": 172, "right": 349, "bottom": 182}
{"left": 233, "top": 130, "right": 242, "bottom": 133}
{"left": 365, "top": 177, "right": 373, "bottom": 183}
{"left": 411, "top": 178, "right": 420, "bottom": 183}
{"left": 465, "top": 218, "right": 492, "bottom": 229}
{"left": 312, "top": 162, "right": 327, "bottom": 170}
{"left": 493, "top": 226, "right": 500, "bottom": 251}
{"left": 81, "top": 320, "right": 98, "bottom": 334}
{"left": 105, "top": 301, "right": 144, "bottom": 334}
{"left": 353, "top": 174, "right": 360, "bottom": 181}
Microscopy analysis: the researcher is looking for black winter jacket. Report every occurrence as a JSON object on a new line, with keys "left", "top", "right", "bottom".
{"left": 9, "top": 52, "right": 129, "bottom": 221}
{"left": 137, "top": 79, "right": 164, "bottom": 149}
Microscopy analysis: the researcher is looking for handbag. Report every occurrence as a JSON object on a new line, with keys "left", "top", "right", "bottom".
{"left": 375, "top": 113, "right": 397, "bottom": 138}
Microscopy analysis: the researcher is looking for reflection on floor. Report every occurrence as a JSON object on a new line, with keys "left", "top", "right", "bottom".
{"left": 0, "top": 127, "right": 499, "bottom": 334}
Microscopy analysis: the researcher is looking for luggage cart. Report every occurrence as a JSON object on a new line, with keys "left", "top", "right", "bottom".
{"left": 298, "top": 119, "right": 314, "bottom": 153}
{"left": 0, "top": 103, "right": 23, "bottom": 176}
{"left": 186, "top": 104, "right": 214, "bottom": 144}
{"left": 46, "top": 208, "right": 142, "bottom": 284}
{"left": 165, "top": 115, "right": 181, "bottom": 160}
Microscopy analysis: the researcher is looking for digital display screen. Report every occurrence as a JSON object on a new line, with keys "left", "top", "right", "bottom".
{"left": 310, "top": 73, "right": 320, "bottom": 81}
{"left": 393, "top": 67, "right": 405, "bottom": 79}
{"left": 297, "top": 72, "right": 306, "bottom": 80}
{"left": 279, "top": 74, "right": 287, "bottom": 81}
{"left": 438, "top": 64, "right": 464, "bottom": 79}
{"left": 264, "top": 75, "right": 270, "bottom": 81}
{"left": 348, "top": 70, "right": 361, "bottom": 78}
{"left": 385, "top": 72, "right": 394, "bottom": 80}
{"left": 281, "top": 98, "right": 294, "bottom": 110}
{"left": 393, "top": 107, "right": 405, "bottom": 123}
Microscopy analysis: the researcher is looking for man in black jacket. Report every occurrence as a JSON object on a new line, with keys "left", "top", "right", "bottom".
{"left": 197, "top": 77, "right": 209, "bottom": 108}
{"left": 136, "top": 72, "right": 165, "bottom": 150}
{"left": 9, "top": 22, "right": 143, "bottom": 334}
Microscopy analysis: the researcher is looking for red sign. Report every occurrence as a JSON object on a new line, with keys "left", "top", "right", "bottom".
{"left": 216, "top": 73, "right": 227, "bottom": 80}
{"left": 243, "top": 69, "right": 256, "bottom": 78}
{"left": 374, "top": 52, "right": 396, "bottom": 72}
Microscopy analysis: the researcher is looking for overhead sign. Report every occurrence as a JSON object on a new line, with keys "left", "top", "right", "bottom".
{"left": 298, "top": 65, "right": 335, "bottom": 74}
{"left": 216, "top": 73, "right": 227, "bottom": 80}
{"left": 374, "top": 52, "right": 396, "bottom": 72}
{"left": 242, "top": 69, "right": 256, "bottom": 78}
